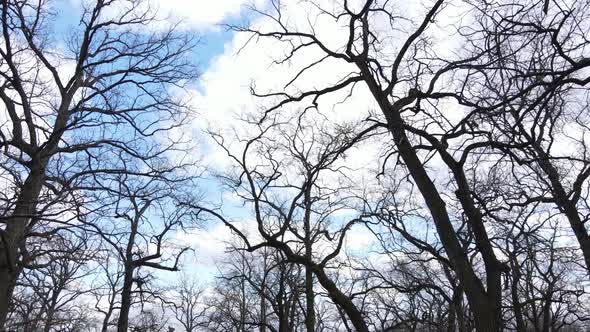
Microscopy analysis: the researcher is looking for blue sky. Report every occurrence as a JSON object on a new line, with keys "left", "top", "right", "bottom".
{"left": 44, "top": 0, "right": 271, "bottom": 284}
{"left": 51, "top": 0, "right": 248, "bottom": 69}
{"left": 43, "top": 0, "right": 381, "bottom": 286}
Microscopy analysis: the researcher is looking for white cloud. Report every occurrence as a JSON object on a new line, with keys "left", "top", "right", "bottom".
{"left": 186, "top": 0, "right": 395, "bottom": 260}
{"left": 190, "top": 0, "right": 387, "bottom": 173}
{"left": 183, "top": 0, "right": 486, "bottom": 280}
{"left": 67, "top": 0, "right": 264, "bottom": 31}
{"left": 154, "top": 0, "right": 265, "bottom": 30}
{"left": 176, "top": 217, "right": 262, "bottom": 263}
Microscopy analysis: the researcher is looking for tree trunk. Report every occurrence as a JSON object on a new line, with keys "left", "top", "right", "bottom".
{"left": 517, "top": 121, "right": 590, "bottom": 274}
{"left": 313, "top": 267, "right": 368, "bottom": 332}
{"left": 541, "top": 285, "right": 554, "bottom": 332}
{"left": 510, "top": 255, "right": 526, "bottom": 332}
{"left": 386, "top": 110, "right": 501, "bottom": 332}
{"left": 304, "top": 267, "right": 315, "bottom": 332}
{"left": 101, "top": 309, "right": 113, "bottom": 332}
{"left": 355, "top": 64, "right": 503, "bottom": 331}
{"left": 117, "top": 267, "right": 134, "bottom": 332}
{"left": 260, "top": 264, "right": 267, "bottom": 332}
{"left": 0, "top": 162, "right": 46, "bottom": 328}
{"left": 303, "top": 183, "right": 315, "bottom": 332}
{"left": 43, "top": 291, "right": 61, "bottom": 332}
{"left": 538, "top": 158, "right": 590, "bottom": 273}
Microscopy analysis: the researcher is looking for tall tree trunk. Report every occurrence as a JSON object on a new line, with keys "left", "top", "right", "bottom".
{"left": 101, "top": 307, "right": 114, "bottom": 332}
{"left": 313, "top": 267, "right": 368, "bottom": 332}
{"left": 43, "top": 290, "right": 62, "bottom": 332}
{"left": 536, "top": 155, "right": 590, "bottom": 272}
{"left": 0, "top": 162, "right": 46, "bottom": 328}
{"left": 117, "top": 266, "right": 135, "bottom": 332}
{"left": 387, "top": 110, "right": 501, "bottom": 331}
{"left": 541, "top": 285, "right": 554, "bottom": 332}
{"left": 101, "top": 281, "right": 119, "bottom": 332}
{"left": 357, "top": 67, "right": 503, "bottom": 331}
{"left": 517, "top": 123, "right": 590, "bottom": 274}
{"left": 260, "top": 252, "right": 268, "bottom": 332}
{"left": 304, "top": 267, "right": 315, "bottom": 332}
{"left": 447, "top": 288, "right": 463, "bottom": 332}
{"left": 510, "top": 254, "right": 526, "bottom": 332}
{"left": 454, "top": 288, "right": 467, "bottom": 332}
{"left": 239, "top": 273, "right": 246, "bottom": 332}
{"left": 303, "top": 182, "right": 315, "bottom": 332}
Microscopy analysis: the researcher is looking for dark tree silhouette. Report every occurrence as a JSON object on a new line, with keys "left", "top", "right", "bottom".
{"left": 0, "top": 0, "right": 197, "bottom": 326}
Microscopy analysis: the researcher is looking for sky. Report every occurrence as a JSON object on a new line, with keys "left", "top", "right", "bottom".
{"left": 42, "top": 0, "right": 277, "bottom": 282}
{"left": 41, "top": 0, "right": 474, "bottom": 284}
{"left": 32, "top": 0, "right": 380, "bottom": 285}
{"left": 169, "top": 0, "right": 380, "bottom": 282}
{"left": 8, "top": 0, "right": 590, "bottom": 327}
{"left": 54, "top": 0, "right": 251, "bottom": 65}
{"left": 44, "top": 0, "right": 583, "bottom": 291}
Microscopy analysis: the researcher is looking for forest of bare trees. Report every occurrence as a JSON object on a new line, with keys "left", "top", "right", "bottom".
{"left": 1, "top": 0, "right": 590, "bottom": 331}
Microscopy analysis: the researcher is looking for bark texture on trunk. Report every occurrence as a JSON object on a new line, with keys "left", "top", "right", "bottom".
{"left": 117, "top": 268, "right": 134, "bottom": 332}
{"left": 0, "top": 162, "right": 46, "bottom": 327}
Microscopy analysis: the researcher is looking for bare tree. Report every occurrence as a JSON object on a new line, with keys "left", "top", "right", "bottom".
{"left": 130, "top": 308, "right": 170, "bottom": 332}
{"left": 498, "top": 211, "right": 590, "bottom": 331}
{"left": 169, "top": 274, "right": 207, "bottom": 332}
{"left": 205, "top": 241, "right": 318, "bottom": 332}
{"left": 7, "top": 231, "right": 98, "bottom": 331}
{"left": 0, "top": 0, "right": 197, "bottom": 326}
{"left": 191, "top": 110, "right": 378, "bottom": 331}
{"left": 89, "top": 174, "right": 194, "bottom": 332}
{"left": 227, "top": 0, "right": 513, "bottom": 329}
{"left": 92, "top": 250, "right": 126, "bottom": 332}
{"left": 456, "top": 0, "right": 590, "bottom": 274}
{"left": 4, "top": 0, "right": 590, "bottom": 331}
{"left": 197, "top": 0, "right": 590, "bottom": 330}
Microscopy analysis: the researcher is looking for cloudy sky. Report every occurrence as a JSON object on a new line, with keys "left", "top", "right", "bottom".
{"left": 77, "top": 0, "right": 380, "bottom": 280}
{"left": 47, "top": 0, "right": 380, "bottom": 281}
{"left": 44, "top": 0, "right": 442, "bottom": 285}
